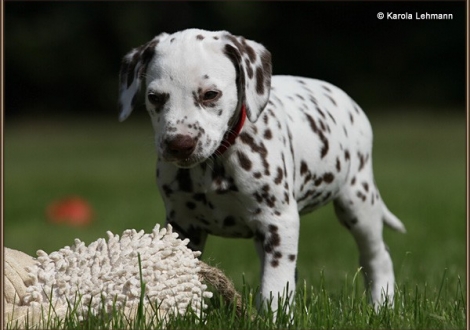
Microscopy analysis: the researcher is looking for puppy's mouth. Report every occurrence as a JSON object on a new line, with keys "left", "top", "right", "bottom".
{"left": 172, "top": 156, "right": 203, "bottom": 169}
{"left": 160, "top": 151, "right": 206, "bottom": 169}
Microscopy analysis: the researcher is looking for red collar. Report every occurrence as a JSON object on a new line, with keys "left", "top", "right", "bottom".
{"left": 215, "top": 104, "right": 247, "bottom": 155}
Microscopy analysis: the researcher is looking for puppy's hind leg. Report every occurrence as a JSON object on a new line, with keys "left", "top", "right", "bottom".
{"left": 333, "top": 170, "right": 405, "bottom": 309}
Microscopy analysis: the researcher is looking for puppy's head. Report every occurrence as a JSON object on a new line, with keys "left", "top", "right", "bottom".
{"left": 118, "top": 29, "right": 272, "bottom": 168}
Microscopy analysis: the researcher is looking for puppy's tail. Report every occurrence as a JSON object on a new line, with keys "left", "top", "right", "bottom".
{"left": 382, "top": 205, "right": 406, "bottom": 233}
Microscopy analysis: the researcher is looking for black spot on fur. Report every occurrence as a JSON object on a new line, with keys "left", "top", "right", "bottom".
{"left": 245, "top": 58, "right": 254, "bottom": 79}
{"left": 254, "top": 230, "right": 265, "bottom": 242}
{"left": 351, "top": 177, "right": 356, "bottom": 185}
{"left": 273, "top": 251, "right": 282, "bottom": 259}
{"left": 262, "top": 224, "right": 281, "bottom": 254}
{"left": 193, "top": 193, "right": 207, "bottom": 204}
{"left": 176, "top": 169, "right": 193, "bottom": 192}
{"left": 274, "top": 167, "right": 283, "bottom": 185}
{"left": 268, "top": 232, "right": 280, "bottom": 246}
{"left": 356, "top": 191, "right": 367, "bottom": 202}
{"left": 168, "top": 222, "right": 203, "bottom": 249}
{"left": 162, "top": 184, "right": 173, "bottom": 197}
{"left": 305, "top": 114, "right": 329, "bottom": 158}
{"left": 284, "top": 192, "right": 290, "bottom": 204}
{"left": 264, "top": 242, "right": 273, "bottom": 253}
{"left": 255, "top": 66, "right": 265, "bottom": 95}
{"left": 237, "top": 151, "right": 252, "bottom": 171}
{"left": 322, "top": 85, "right": 332, "bottom": 92}
{"left": 256, "top": 185, "right": 277, "bottom": 208}
{"left": 211, "top": 161, "right": 238, "bottom": 193}
{"left": 268, "top": 224, "right": 277, "bottom": 232}
{"left": 353, "top": 103, "right": 361, "bottom": 114}
{"left": 264, "top": 129, "right": 273, "bottom": 140}
{"left": 325, "top": 94, "right": 337, "bottom": 106}
{"left": 336, "top": 158, "right": 341, "bottom": 172}
{"left": 323, "top": 172, "right": 334, "bottom": 183}
{"left": 239, "top": 132, "right": 270, "bottom": 175}
{"left": 362, "top": 182, "right": 369, "bottom": 192}
{"left": 317, "top": 107, "right": 326, "bottom": 119}
{"left": 358, "top": 152, "right": 368, "bottom": 171}
{"left": 223, "top": 216, "right": 236, "bottom": 227}
{"left": 327, "top": 111, "right": 337, "bottom": 124}
{"left": 300, "top": 161, "right": 308, "bottom": 175}
{"left": 186, "top": 202, "right": 196, "bottom": 210}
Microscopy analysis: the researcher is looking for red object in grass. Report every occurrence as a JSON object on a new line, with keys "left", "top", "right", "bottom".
{"left": 47, "top": 196, "right": 94, "bottom": 226}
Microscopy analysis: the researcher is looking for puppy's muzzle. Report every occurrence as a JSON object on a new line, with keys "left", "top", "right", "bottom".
{"left": 163, "top": 134, "right": 197, "bottom": 161}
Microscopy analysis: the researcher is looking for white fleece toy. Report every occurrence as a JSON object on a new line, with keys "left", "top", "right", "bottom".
{"left": 4, "top": 225, "right": 213, "bottom": 328}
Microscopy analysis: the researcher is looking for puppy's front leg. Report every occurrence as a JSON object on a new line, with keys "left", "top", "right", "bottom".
{"left": 254, "top": 211, "right": 299, "bottom": 314}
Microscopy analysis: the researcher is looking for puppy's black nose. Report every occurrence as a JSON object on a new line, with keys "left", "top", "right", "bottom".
{"left": 165, "top": 135, "right": 197, "bottom": 160}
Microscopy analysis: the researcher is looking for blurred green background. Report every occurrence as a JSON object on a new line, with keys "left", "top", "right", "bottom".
{"left": 3, "top": 2, "right": 466, "bottom": 292}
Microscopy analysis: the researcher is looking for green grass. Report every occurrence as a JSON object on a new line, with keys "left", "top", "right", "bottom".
{"left": 4, "top": 109, "right": 466, "bottom": 328}
{"left": 5, "top": 270, "right": 466, "bottom": 329}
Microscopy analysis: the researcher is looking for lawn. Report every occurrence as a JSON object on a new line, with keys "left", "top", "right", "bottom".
{"left": 3, "top": 109, "right": 466, "bottom": 328}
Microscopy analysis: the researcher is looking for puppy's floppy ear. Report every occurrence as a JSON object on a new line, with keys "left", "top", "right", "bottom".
{"left": 222, "top": 33, "right": 272, "bottom": 123}
{"left": 118, "top": 33, "right": 168, "bottom": 122}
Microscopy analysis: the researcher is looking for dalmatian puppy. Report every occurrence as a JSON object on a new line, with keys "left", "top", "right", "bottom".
{"left": 118, "top": 28, "right": 406, "bottom": 312}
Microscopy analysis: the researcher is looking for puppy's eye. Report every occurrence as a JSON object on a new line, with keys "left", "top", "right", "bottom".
{"left": 147, "top": 92, "right": 161, "bottom": 104}
{"left": 148, "top": 92, "right": 168, "bottom": 105}
{"left": 203, "top": 90, "right": 220, "bottom": 101}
